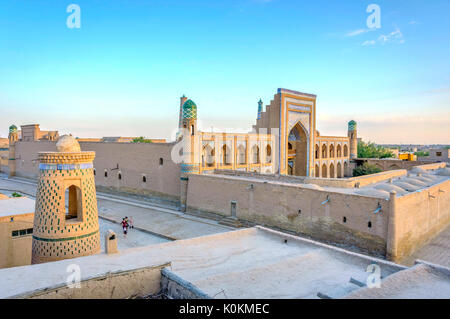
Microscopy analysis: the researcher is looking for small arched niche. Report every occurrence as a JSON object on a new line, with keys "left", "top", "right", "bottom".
{"left": 65, "top": 185, "right": 82, "bottom": 222}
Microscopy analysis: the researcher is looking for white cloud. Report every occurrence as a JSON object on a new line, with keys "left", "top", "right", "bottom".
{"left": 346, "top": 29, "right": 370, "bottom": 37}
{"left": 360, "top": 27, "right": 405, "bottom": 46}
{"left": 378, "top": 28, "right": 404, "bottom": 44}
{"left": 362, "top": 40, "right": 376, "bottom": 46}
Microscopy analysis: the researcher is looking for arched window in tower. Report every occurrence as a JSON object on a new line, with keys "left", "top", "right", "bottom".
{"left": 93, "top": 168, "right": 96, "bottom": 176}
{"left": 191, "top": 125, "right": 195, "bottom": 136}
{"left": 65, "top": 185, "right": 82, "bottom": 221}
{"left": 118, "top": 172, "right": 122, "bottom": 180}
{"left": 142, "top": 175, "right": 147, "bottom": 183}
{"left": 159, "top": 158, "right": 164, "bottom": 166}
{"left": 266, "top": 145, "right": 272, "bottom": 163}
{"left": 104, "top": 170, "right": 108, "bottom": 178}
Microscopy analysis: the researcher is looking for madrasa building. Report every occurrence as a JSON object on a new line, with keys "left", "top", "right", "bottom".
{"left": 176, "top": 88, "right": 355, "bottom": 177}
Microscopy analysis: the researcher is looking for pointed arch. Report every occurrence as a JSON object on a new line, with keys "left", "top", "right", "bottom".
{"left": 251, "top": 145, "right": 260, "bottom": 164}
{"left": 287, "top": 121, "right": 308, "bottom": 176}
{"left": 322, "top": 163, "right": 328, "bottom": 178}
{"left": 344, "top": 144, "right": 349, "bottom": 157}
{"left": 203, "top": 144, "right": 215, "bottom": 167}
{"left": 237, "top": 144, "right": 246, "bottom": 165}
{"left": 336, "top": 144, "right": 342, "bottom": 157}
{"left": 329, "top": 162, "right": 335, "bottom": 178}
{"left": 329, "top": 144, "right": 335, "bottom": 158}
{"left": 337, "top": 162, "right": 343, "bottom": 178}
{"left": 221, "top": 144, "right": 232, "bottom": 165}
{"left": 322, "top": 144, "right": 328, "bottom": 158}
{"left": 266, "top": 144, "right": 272, "bottom": 163}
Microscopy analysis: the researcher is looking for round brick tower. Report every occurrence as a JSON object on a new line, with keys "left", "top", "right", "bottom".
{"left": 8, "top": 124, "right": 19, "bottom": 177}
{"left": 31, "top": 135, "right": 100, "bottom": 264}
{"left": 348, "top": 120, "right": 358, "bottom": 159}
{"left": 179, "top": 99, "right": 199, "bottom": 212}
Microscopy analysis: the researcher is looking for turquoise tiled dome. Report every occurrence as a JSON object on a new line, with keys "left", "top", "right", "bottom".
{"left": 182, "top": 99, "right": 197, "bottom": 119}
{"left": 348, "top": 120, "right": 357, "bottom": 131}
{"left": 9, "top": 124, "right": 17, "bottom": 133}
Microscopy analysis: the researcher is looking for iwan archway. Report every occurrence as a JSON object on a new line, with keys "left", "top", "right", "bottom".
{"left": 287, "top": 122, "right": 308, "bottom": 176}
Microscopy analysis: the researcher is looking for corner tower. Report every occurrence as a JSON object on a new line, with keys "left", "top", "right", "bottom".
{"left": 257, "top": 99, "right": 263, "bottom": 120}
{"left": 348, "top": 120, "right": 358, "bottom": 159}
{"left": 8, "top": 125, "right": 19, "bottom": 177}
{"left": 179, "top": 99, "right": 199, "bottom": 212}
{"left": 31, "top": 135, "right": 100, "bottom": 264}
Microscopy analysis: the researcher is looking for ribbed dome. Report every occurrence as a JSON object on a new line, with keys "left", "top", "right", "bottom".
{"left": 56, "top": 135, "right": 81, "bottom": 152}
{"left": 9, "top": 125, "right": 17, "bottom": 133}
{"left": 182, "top": 99, "right": 197, "bottom": 119}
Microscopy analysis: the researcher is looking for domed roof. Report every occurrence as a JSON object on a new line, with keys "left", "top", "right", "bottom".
{"left": 56, "top": 135, "right": 81, "bottom": 152}
{"left": 348, "top": 120, "right": 357, "bottom": 131}
{"left": 182, "top": 99, "right": 197, "bottom": 119}
{"left": 9, "top": 125, "right": 17, "bottom": 133}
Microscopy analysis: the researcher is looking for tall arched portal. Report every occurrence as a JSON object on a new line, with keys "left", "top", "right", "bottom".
{"left": 287, "top": 122, "right": 308, "bottom": 176}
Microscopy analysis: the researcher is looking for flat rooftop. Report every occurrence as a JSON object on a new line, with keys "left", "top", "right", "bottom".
{"left": 0, "top": 226, "right": 406, "bottom": 299}
{"left": 211, "top": 165, "right": 449, "bottom": 200}
{"left": 344, "top": 262, "right": 450, "bottom": 299}
{"left": 0, "top": 197, "right": 35, "bottom": 218}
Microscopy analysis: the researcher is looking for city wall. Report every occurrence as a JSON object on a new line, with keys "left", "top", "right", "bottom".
{"left": 360, "top": 158, "right": 436, "bottom": 171}
{"left": 186, "top": 173, "right": 390, "bottom": 257}
{"left": 389, "top": 179, "right": 450, "bottom": 262}
{"left": 11, "top": 141, "right": 181, "bottom": 202}
{"left": 186, "top": 171, "right": 450, "bottom": 260}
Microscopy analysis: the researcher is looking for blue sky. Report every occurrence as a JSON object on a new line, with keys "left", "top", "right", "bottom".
{"left": 0, "top": 0, "right": 449, "bottom": 143}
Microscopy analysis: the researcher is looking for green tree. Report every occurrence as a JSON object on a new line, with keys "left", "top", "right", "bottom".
{"left": 414, "top": 151, "right": 429, "bottom": 157}
{"left": 357, "top": 141, "right": 394, "bottom": 159}
{"left": 132, "top": 136, "right": 153, "bottom": 143}
{"left": 353, "top": 162, "right": 382, "bottom": 177}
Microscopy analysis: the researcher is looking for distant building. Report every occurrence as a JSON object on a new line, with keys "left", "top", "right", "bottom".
{"left": 398, "top": 153, "right": 416, "bottom": 161}
{"left": 419, "top": 148, "right": 450, "bottom": 163}
{"left": 19, "top": 124, "right": 59, "bottom": 142}
{"left": 0, "top": 195, "right": 35, "bottom": 269}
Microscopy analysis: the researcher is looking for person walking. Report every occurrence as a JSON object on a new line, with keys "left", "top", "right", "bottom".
{"left": 121, "top": 218, "right": 129, "bottom": 237}
{"left": 128, "top": 216, "right": 134, "bottom": 229}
